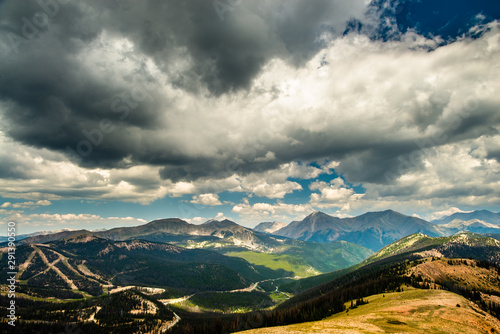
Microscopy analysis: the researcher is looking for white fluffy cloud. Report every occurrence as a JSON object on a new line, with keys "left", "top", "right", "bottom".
{"left": 309, "top": 178, "right": 364, "bottom": 210}
{"left": 0, "top": 200, "right": 51, "bottom": 209}
{"left": 232, "top": 198, "right": 313, "bottom": 223}
{"left": 190, "top": 193, "right": 224, "bottom": 206}
{"left": 0, "top": 211, "right": 146, "bottom": 235}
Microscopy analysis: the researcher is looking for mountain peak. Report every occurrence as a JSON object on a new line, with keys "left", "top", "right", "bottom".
{"left": 60, "top": 231, "right": 101, "bottom": 244}
{"left": 376, "top": 209, "right": 403, "bottom": 216}
{"left": 202, "top": 219, "right": 240, "bottom": 229}
{"left": 309, "top": 211, "right": 331, "bottom": 218}
{"left": 147, "top": 218, "right": 189, "bottom": 226}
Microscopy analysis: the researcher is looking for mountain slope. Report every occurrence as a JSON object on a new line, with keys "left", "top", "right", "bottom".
{"left": 341, "top": 210, "right": 441, "bottom": 250}
{"left": 223, "top": 240, "right": 373, "bottom": 278}
{"left": 0, "top": 289, "right": 177, "bottom": 333}
{"left": 365, "top": 231, "right": 500, "bottom": 265}
{"left": 13, "top": 229, "right": 94, "bottom": 246}
{"left": 13, "top": 217, "right": 373, "bottom": 280}
{"left": 253, "top": 221, "right": 287, "bottom": 234}
{"left": 274, "top": 211, "right": 346, "bottom": 242}
{"left": 15, "top": 218, "right": 290, "bottom": 253}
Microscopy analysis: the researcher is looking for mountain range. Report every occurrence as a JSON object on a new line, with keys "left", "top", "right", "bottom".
{"left": 269, "top": 209, "right": 500, "bottom": 251}
{"left": 12, "top": 217, "right": 373, "bottom": 278}
{"left": 17, "top": 218, "right": 286, "bottom": 252}
{"left": 13, "top": 209, "right": 500, "bottom": 255}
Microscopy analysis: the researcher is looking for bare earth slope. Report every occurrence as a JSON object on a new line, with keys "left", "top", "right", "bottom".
{"left": 239, "top": 289, "right": 500, "bottom": 334}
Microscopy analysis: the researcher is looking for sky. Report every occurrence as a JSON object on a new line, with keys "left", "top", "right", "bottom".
{"left": 0, "top": 0, "right": 500, "bottom": 235}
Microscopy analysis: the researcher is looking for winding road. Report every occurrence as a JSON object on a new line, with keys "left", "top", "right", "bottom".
{"left": 160, "top": 276, "right": 297, "bottom": 330}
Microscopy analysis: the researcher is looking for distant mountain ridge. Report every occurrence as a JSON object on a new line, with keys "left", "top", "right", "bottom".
{"left": 437, "top": 219, "right": 500, "bottom": 236}
{"left": 16, "top": 218, "right": 289, "bottom": 252}
{"left": 432, "top": 210, "right": 500, "bottom": 225}
{"left": 272, "top": 210, "right": 441, "bottom": 251}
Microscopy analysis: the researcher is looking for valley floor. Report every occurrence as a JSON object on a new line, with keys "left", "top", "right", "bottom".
{"left": 238, "top": 288, "right": 500, "bottom": 334}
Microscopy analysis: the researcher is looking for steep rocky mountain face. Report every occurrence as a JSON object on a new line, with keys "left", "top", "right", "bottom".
{"left": 432, "top": 210, "right": 500, "bottom": 225}
{"left": 273, "top": 212, "right": 345, "bottom": 242}
{"left": 253, "top": 221, "right": 288, "bottom": 234}
{"left": 273, "top": 210, "right": 441, "bottom": 251}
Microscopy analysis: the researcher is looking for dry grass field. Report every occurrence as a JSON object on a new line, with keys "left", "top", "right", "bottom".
{"left": 238, "top": 288, "right": 500, "bottom": 334}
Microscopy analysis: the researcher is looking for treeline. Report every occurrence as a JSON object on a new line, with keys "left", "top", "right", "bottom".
{"left": 408, "top": 259, "right": 500, "bottom": 322}
{"left": 444, "top": 258, "right": 500, "bottom": 272}
{"left": 433, "top": 277, "right": 500, "bottom": 319}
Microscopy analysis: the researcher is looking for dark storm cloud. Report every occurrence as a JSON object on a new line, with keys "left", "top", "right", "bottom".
{"left": 0, "top": 0, "right": 499, "bottom": 192}
{"left": 440, "top": 102, "right": 500, "bottom": 142}
{"left": 0, "top": 0, "right": 367, "bottom": 173}
{"left": 275, "top": 128, "right": 427, "bottom": 184}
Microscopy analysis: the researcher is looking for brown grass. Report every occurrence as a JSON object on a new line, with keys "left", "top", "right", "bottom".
{"left": 238, "top": 289, "right": 500, "bottom": 334}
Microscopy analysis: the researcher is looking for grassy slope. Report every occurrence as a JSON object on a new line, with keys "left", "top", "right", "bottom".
{"left": 224, "top": 241, "right": 373, "bottom": 278}
{"left": 224, "top": 251, "right": 319, "bottom": 277}
{"left": 239, "top": 289, "right": 500, "bottom": 334}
